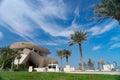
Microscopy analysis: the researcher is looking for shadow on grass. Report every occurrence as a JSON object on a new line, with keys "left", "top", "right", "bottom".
{"left": 0, "top": 76, "right": 3, "bottom": 80}
{"left": 116, "top": 71, "right": 120, "bottom": 80}
{"left": 116, "top": 76, "right": 120, "bottom": 80}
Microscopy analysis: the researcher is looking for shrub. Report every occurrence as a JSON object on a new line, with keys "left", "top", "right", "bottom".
{"left": 14, "top": 64, "right": 27, "bottom": 71}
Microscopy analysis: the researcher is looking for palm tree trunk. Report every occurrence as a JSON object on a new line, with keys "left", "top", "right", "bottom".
{"left": 79, "top": 44, "right": 84, "bottom": 71}
{"left": 0, "top": 60, "right": 5, "bottom": 71}
{"left": 17, "top": 59, "right": 20, "bottom": 70}
{"left": 11, "top": 59, "right": 14, "bottom": 71}
{"left": 98, "top": 63, "right": 100, "bottom": 71}
{"left": 66, "top": 56, "right": 68, "bottom": 65}
{"left": 60, "top": 57, "right": 62, "bottom": 71}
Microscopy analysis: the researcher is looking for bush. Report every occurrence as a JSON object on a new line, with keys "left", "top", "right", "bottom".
{"left": 19, "top": 64, "right": 27, "bottom": 71}
{"left": 4, "top": 58, "right": 12, "bottom": 70}
{"left": 111, "top": 68, "right": 116, "bottom": 71}
{"left": 14, "top": 64, "right": 27, "bottom": 71}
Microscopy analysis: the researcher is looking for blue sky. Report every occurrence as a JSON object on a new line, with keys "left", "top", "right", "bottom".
{"left": 0, "top": 0, "right": 120, "bottom": 68}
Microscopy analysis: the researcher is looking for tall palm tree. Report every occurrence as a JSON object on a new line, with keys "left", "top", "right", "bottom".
{"left": 56, "top": 50, "right": 64, "bottom": 71}
{"left": 9, "top": 49, "right": 19, "bottom": 71}
{"left": 69, "top": 30, "right": 87, "bottom": 71}
{"left": 16, "top": 50, "right": 22, "bottom": 70}
{"left": 63, "top": 49, "right": 71, "bottom": 65}
{"left": 93, "top": 0, "right": 120, "bottom": 23}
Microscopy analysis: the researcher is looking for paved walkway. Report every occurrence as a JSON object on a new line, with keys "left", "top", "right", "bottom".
{"left": 68, "top": 71, "right": 120, "bottom": 75}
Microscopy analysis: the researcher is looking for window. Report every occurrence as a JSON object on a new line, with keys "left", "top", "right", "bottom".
{"left": 48, "top": 65, "right": 56, "bottom": 69}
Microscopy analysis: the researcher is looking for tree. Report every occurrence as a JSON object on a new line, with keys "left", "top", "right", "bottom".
{"left": 79, "top": 62, "right": 87, "bottom": 70}
{"left": 97, "top": 61, "right": 100, "bottom": 70}
{"left": 0, "top": 47, "right": 20, "bottom": 71}
{"left": 63, "top": 49, "right": 71, "bottom": 65}
{"left": 0, "top": 47, "right": 12, "bottom": 71}
{"left": 69, "top": 30, "right": 87, "bottom": 71}
{"left": 9, "top": 49, "right": 19, "bottom": 71}
{"left": 16, "top": 50, "right": 22, "bottom": 70}
{"left": 98, "top": 59, "right": 105, "bottom": 70}
{"left": 113, "top": 61, "right": 117, "bottom": 68}
{"left": 93, "top": 0, "right": 120, "bottom": 23}
{"left": 56, "top": 50, "right": 64, "bottom": 71}
{"left": 87, "top": 58, "right": 95, "bottom": 70}
{"left": 0, "top": 58, "right": 2, "bottom": 67}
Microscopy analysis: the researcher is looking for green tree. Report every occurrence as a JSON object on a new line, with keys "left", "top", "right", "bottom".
{"left": 0, "top": 47, "right": 12, "bottom": 71}
{"left": 87, "top": 58, "right": 95, "bottom": 70}
{"left": 9, "top": 49, "right": 19, "bottom": 71}
{"left": 93, "top": 0, "right": 120, "bottom": 23}
{"left": 0, "top": 47, "right": 20, "bottom": 71}
{"left": 69, "top": 30, "right": 87, "bottom": 71}
{"left": 0, "top": 58, "right": 2, "bottom": 67}
{"left": 56, "top": 50, "right": 64, "bottom": 71}
{"left": 16, "top": 50, "right": 22, "bottom": 70}
{"left": 63, "top": 49, "right": 71, "bottom": 65}
{"left": 4, "top": 57, "right": 12, "bottom": 70}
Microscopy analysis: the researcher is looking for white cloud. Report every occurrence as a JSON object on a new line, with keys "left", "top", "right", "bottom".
{"left": 92, "top": 46, "right": 101, "bottom": 51}
{"left": 0, "top": 32, "right": 3, "bottom": 39}
{"left": 38, "top": 37, "right": 70, "bottom": 46}
{"left": 110, "top": 43, "right": 120, "bottom": 49}
{"left": 39, "top": 0, "right": 67, "bottom": 19}
{"left": 74, "top": 6, "right": 80, "bottom": 17}
{"left": 0, "top": 0, "right": 37, "bottom": 40}
{"left": 0, "top": 0, "right": 79, "bottom": 39}
{"left": 111, "top": 36, "right": 120, "bottom": 41}
{"left": 88, "top": 21, "right": 117, "bottom": 36}
{"left": 0, "top": 0, "right": 65, "bottom": 36}
{"left": 0, "top": 0, "right": 83, "bottom": 46}
{"left": 39, "top": 40, "right": 59, "bottom": 46}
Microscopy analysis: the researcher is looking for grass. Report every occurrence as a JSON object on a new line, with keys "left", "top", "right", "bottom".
{"left": 0, "top": 72, "right": 120, "bottom": 80}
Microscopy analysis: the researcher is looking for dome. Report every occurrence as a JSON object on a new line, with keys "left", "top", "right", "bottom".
{"left": 10, "top": 42, "right": 50, "bottom": 54}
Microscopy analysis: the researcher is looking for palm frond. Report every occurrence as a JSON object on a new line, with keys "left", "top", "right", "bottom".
{"left": 63, "top": 49, "right": 72, "bottom": 57}
{"left": 68, "top": 41, "right": 75, "bottom": 46}
{"left": 92, "top": 0, "right": 120, "bottom": 23}
{"left": 70, "top": 30, "right": 87, "bottom": 44}
{"left": 56, "top": 50, "right": 64, "bottom": 58}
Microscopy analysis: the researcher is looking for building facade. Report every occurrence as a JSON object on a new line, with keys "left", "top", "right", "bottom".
{"left": 10, "top": 42, "right": 58, "bottom": 68}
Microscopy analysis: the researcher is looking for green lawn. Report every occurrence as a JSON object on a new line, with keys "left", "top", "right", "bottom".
{"left": 0, "top": 72, "right": 120, "bottom": 80}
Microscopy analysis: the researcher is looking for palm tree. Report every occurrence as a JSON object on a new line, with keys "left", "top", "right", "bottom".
{"left": 9, "top": 49, "right": 19, "bottom": 71}
{"left": 0, "top": 47, "right": 11, "bottom": 71}
{"left": 69, "top": 30, "right": 87, "bottom": 71}
{"left": 56, "top": 50, "right": 64, "bottom": 71}
{"left": 87, "top": 58, "right": 95, "bottom": 70}
{"left": 16, "top": 50, "right": 22, "bottom": 70}
{"left": 79, "top": 62, "right": 87, "bottom": 70}
{"left": 93, "top": 0, "right": 120, "bottom": 23}
{"left": 97, "top": 61, "right": 101, "bottom": 70}
{"left": 63, "top": 49, "right": 71, "bottom": 65}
